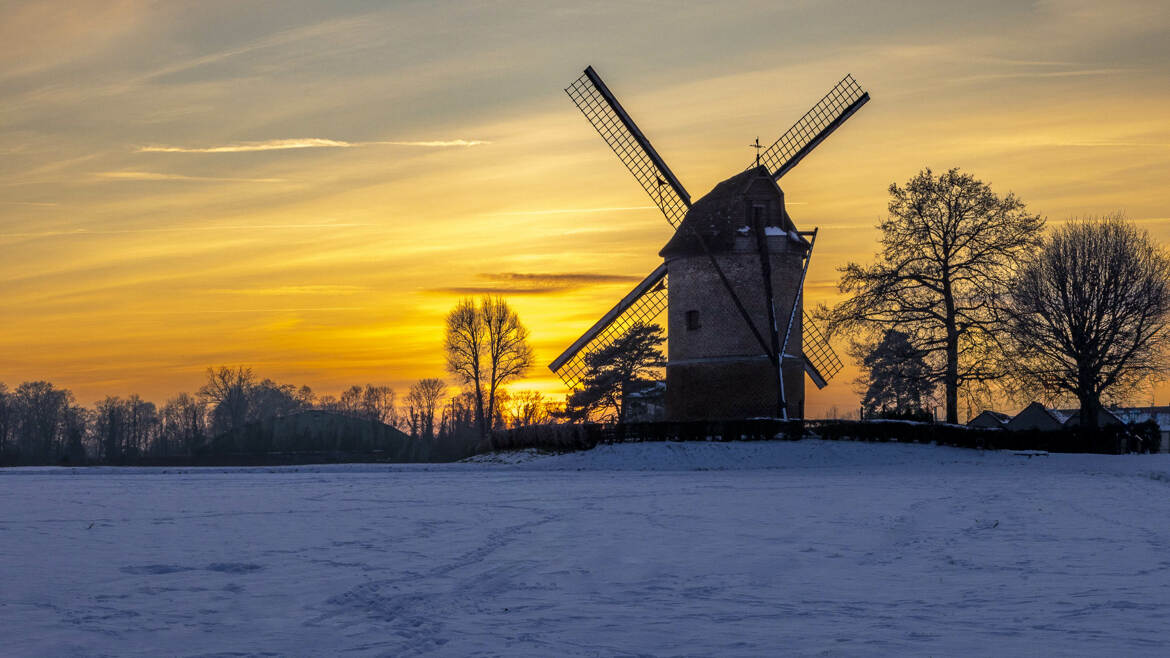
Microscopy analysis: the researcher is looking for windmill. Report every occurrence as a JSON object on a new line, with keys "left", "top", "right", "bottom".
{"left": 549, "top": 66, "right": 868, "bottom": 420}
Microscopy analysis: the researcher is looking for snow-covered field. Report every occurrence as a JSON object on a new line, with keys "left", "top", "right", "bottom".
{"left": 3, "top": 441, "right": 1170, "bottom": 656}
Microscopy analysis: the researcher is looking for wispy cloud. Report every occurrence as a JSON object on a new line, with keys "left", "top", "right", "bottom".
{"left": 137, "top": 138, "right": 489, "bottom": 153}
{"left": 953, "top": 68, "right": 1133, "bottom": 84}
{"left": 94, "top": 171, "right": 286, "bottom": 183}
{"left": 486, "top": 206, "right": 657, "bottom": 216}
{"left": 429, "top": 272, "right": 641, "bottom": 296}
{"left": 0, "top": 223, "right": 371, "bottom": 240}
{"left": 207, "top": 285, "right": 369, "bottom": 296}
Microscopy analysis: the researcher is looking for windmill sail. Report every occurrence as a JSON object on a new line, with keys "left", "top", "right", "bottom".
{"left": 750, "top": 75, "right": 867, "bottom": 388}
{"left": 549, "top": 264, "right": 668, "bottom": 388}
{"left": 566, "top": 67, "right": 691, "bottom": 227}
{"left": 756, "top": 74, "right": 869, "bottom": 181}
{"left": 801, "top": 311, "right": 843, "bottom": 389}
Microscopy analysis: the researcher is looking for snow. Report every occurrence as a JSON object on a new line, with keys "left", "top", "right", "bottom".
{"left": 3, "top": 440, "right": 1170, "bottom": 656}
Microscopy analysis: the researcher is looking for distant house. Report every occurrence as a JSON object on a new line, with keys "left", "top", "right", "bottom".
{"left": 622, "top": 380, "right": 665, "bottom": 423}
{"left": 1059, "top": 407, "right": 1124, "bottom": 429}
{"left": 982, "top": 403, "right": 1168, "bottom": 452}
{"left": 1111, "top": 406, "right": 1170, "bottom": 453}
{"left": 1005, "top": 402, "right": 1069, "bottom": 432}
{"left": 968, "top": 410, "right": 1010, "bottom": 429}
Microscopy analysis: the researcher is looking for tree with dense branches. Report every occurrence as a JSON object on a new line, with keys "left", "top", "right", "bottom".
{"left": 820, "top": 168, "right": 1044, "bottom": 423}
{"left": 567, "top": 323, "right": 665, "bottom": 422}
{"left": 1004, "top": 216, "right": 1170, "bottom": 429}
{"left": 855, "top": 329, "right": 936, "bottom": 420}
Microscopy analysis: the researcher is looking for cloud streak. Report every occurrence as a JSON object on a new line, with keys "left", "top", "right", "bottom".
{"left": 95, "top": 171, "right": 286, "bottom": 183}
{"left": 429, "top": 272, "right": 641, "bottom": 296}
{"left": 137, "top": 138, "right": 490, "bottom": 153}
{"left": 486, "top": 206, "right": 657, "bottom": 216}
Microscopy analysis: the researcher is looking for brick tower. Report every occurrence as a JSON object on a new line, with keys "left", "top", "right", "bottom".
{"left": 659, "top": 166, "right": 808, "bottom": 420}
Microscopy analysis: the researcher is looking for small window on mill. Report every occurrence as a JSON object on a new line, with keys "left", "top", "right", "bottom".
{"left": 685, "top": 310, "right": 701, "bottom": 331}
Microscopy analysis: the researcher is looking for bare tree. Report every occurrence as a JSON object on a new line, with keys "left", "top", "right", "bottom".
{"left": 483, "top": 297, "right": 534, "bottom": 433}
{"left": 124, "top": 394, "right": 158, "bottom": 456}
{"left": 295, "top": 385, "right": 316, "bottom": 409}
{"left": 820, "top": 168, "right": 1044, "bottom": 423}
{"left": 360, "top": 385, "right": 397, "bottom": 425}
{"left": 0, "top": 383, "right": 11, "bottom": 458}
{"left": 249, "top": 379, "right": 304, "bottom": 422}
{"left": 446, "top": 297, "right": 532, "bottom": 435}
{"left": 446, "top": 299, "right": 487, "bottom": 434}
{"left": 94, "top": 396, "right": 126, "bottom": 461}
{"left": 407, "top": 378, "right": 446, "bottom": 439}
{"left": 160, "top": 392, "right": 206, "bottom": 456}
{"left": 439, "top": 390, "right": 478, "bottom": 439}
{"left": 13, "top": 381, "right": 72, "bottom": 461}
{"left": 338, "top": 385, "right": 364, "bottom": 416}
{"left": 199, "top": 366, "right": 254, "bottom": 435}
{"left": 1004, "top": 216, "right": 1170, "bottom": 428}
{"left": 505, "top": 390, "right": 553, "bottom": 428}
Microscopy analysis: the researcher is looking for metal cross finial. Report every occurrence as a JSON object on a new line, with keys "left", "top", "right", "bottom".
{"left": 750, "top": 137, "right": 763, "bottom": 168}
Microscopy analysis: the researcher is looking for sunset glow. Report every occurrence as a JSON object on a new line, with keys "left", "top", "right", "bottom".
{"left": 3, "top": 1, "right": 1169, "bottom": 415}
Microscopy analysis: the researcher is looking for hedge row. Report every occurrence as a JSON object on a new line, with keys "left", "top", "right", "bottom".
{"left": 810, "top": 419, "right": 1161, "bottom": 454}
{"left": 485, "top": 418, "right": 1162, "bottom": 455}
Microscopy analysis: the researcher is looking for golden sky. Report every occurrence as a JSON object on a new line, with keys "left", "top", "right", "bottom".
{"left": 3, "top": 1, "right": 1170, "bottom": 416}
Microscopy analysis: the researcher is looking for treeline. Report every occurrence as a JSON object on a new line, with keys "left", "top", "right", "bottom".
{"left": 0, "top": 365, "right": 560, "bottom": 466}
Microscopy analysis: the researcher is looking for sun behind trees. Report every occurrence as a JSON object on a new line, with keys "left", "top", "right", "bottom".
{"left": 820, "top": 167, "right": 1044, "bottom": 424}
{"left": 444, "top": 296, "right": 534, "bottom": 436}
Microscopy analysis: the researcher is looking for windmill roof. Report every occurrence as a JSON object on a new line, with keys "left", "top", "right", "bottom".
{"left": 659, "top": 166, "right": 803, "bottom": 257}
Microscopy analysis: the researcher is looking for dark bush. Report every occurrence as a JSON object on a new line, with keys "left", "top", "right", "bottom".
{"left": 484, "top": 419, "right": 805, "bottom": 454}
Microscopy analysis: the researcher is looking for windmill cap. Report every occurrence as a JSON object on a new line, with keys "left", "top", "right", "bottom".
{"left": 659, "top": 166, "right": 803, "bottom": 257}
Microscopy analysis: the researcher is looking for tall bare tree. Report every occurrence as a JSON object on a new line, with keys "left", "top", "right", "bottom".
{"left": 446, "top": 297, "right": 533, "bottom": 435}
{"left": 445, "top": 299, "right": 487, "bottom": 434}
{"left": 407, "top": 378, "right": 446, "bottom": 439}
{"left": 360, "top": 385, "right": 397, "bottom": 426}
{"left": 13, "top": 381, "right": 71, "bottom": 461}
{"left": 1004, "top": 216, "right": 1170, "bottom": 428}
{"left": 249, "top": 379, "right": 303, "bottom": 422}
{"left": 820, "top": 168, "right": 1044, "bottom": 423}
{"left": 160, "top": 392, "right": 206, "bottom": 456}
{"left": 199, "top": 366, "right": 254, "bottom": 435}
{"left": 482, "top": 297, "right": 534, "bottom": 433}
{"left": 0, "top": 383, "right": 11, "bottom": 458}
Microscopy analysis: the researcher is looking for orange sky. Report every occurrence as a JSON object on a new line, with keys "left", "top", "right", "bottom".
{"left": 2, "top": 1, "right": 1170, "bottom": 417}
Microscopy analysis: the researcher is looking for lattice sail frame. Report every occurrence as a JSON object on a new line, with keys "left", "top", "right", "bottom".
{"left": 755, "top": 74, "right": 869, "bottom": 181}
{"left": 565, "top": 67, "right": 690, "bottom": 227}
{"left": 551, "top": 274, "right": 668, "bottom": 389}
{"left": 802, "top": 309, "right": 843, "bottom": 387}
